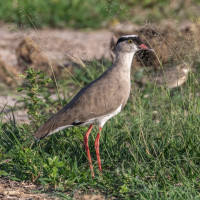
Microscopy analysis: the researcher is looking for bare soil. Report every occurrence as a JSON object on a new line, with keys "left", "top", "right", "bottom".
{"left": 0, "top": 24, "right": 113, "bottom": 68}
{"left": 0, "top": 179, "right": 105, "bottom": 200}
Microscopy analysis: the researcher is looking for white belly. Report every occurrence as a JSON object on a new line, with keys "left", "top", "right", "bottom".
{"left": 83, "top": 104, "right": 122, "bottom": 127}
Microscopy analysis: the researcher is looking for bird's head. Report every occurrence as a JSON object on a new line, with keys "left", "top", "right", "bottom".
{"left": 116, "top": 35, "right": 151, "bottom": 54}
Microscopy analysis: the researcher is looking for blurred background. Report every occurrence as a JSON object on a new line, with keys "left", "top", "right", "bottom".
{"left": 0, "top": 0, "right": 200, "bottom": 29}
{"left": 0, "top": 0, "right": 200, "bottom": 88}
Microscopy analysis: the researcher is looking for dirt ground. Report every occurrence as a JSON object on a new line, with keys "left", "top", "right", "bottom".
{"left": 0, "top": 24, "right": 114, "bottom": 68}
{"left": 0, "top": 179, "right": 105, "bottom": 200}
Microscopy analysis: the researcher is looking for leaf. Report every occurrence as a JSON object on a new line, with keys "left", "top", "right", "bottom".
{"left": 56, "top": 161, "right": 64, "bottom": 168}
{"left": 18, "top": 74, "right": 25, "bottom": 78}
{"left": 52, "top": 166, "right": 58, "bottom": 179}
{"left": 17, "top": 87, "right": 24, "bottom": 92}
{"left": 0, "top": 170, "right": 10, "bottom": 176}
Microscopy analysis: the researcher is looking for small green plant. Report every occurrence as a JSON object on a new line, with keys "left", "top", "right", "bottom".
{"left": 18, "top": 68, "right": 52, "bottom": 127}
{"left": 43, "top": 156, "right": 64, "bottom": 185}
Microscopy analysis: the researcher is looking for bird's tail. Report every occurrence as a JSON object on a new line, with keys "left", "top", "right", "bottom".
{"left": 33, "top": 115, "right": 59, "bottom": 140}
{"left": 34, "top": 123, "right": 52, "bottom": 140}
{"left": 33, "top": 114, "right": 73, "bottom": 140}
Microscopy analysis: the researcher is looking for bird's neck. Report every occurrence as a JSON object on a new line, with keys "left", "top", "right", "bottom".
{"left": 113, "top": 51, "right": 135, "bottom": 73}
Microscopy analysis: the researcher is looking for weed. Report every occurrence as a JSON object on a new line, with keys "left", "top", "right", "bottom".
{"left": 18, "top": 68, "right": 52, "bottom": 127}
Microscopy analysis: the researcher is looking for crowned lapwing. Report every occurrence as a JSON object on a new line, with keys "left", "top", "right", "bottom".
{"left": 34, "top": 35, "right": 151, "bottom": 177}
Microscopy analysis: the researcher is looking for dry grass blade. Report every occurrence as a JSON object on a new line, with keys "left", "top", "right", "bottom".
{"left": 65, "top": 53, "right": 86, "bottom": 68}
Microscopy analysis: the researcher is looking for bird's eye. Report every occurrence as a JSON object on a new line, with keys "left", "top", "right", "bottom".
{"left": 128, "top": 39, "right": 133, "bottom": 44}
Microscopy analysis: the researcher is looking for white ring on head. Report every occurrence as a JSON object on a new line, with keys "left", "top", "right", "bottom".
{"left": 120, "top": 35, "right": 138, "bottom": 38}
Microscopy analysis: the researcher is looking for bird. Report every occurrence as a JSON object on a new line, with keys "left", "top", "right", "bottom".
{"left": 136, "top": 63, "right": 190, "bottom": 89}
{"left": 33, "top": 35, "right": 151, "bottom": 177}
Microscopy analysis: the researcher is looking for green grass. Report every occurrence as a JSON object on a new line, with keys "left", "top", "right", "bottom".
{"left": 1, "top": 59, "right": 200, "bottom": 199}
{"left": 0, "top": 0, "right": 129, "bottom": 29}
{"left": 1, "top": 0, "right": 199, "bottom": 29}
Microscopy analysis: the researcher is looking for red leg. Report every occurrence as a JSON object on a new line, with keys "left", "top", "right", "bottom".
{"left": 95, "top": 127, "right": 102, "bottom": 173}
{"left": 84, "top": 125, "right": 94, "bottom": 177}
